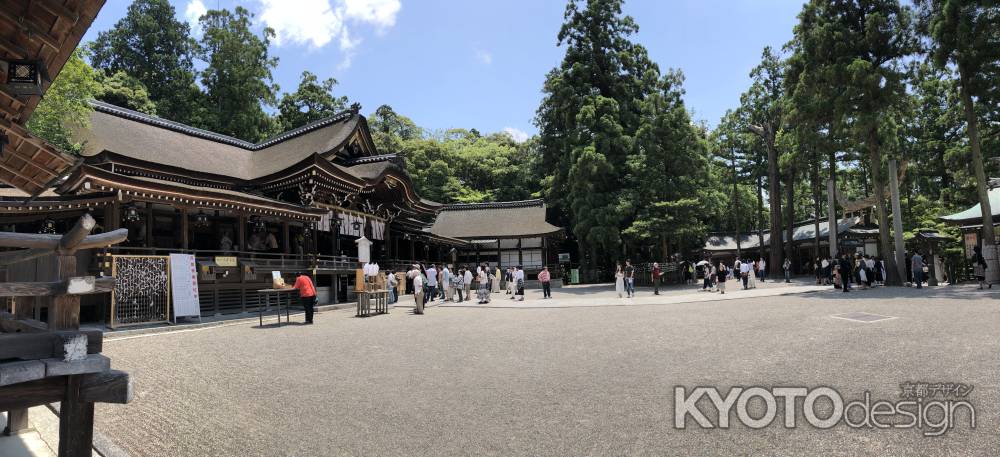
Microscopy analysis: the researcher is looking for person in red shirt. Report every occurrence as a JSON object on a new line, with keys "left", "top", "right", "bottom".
{"left": 651, "top": 262, "right": 662, "bottom": 295}
{"left": 289, "top": 274, "right": 317, "bottom": 324}
{"left": 538, "top": 266, "right": 552, "bottom": 299}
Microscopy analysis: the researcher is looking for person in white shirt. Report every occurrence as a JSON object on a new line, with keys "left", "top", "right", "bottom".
{"left": 739, "top": 259, "right": 751, "bottom": 289}
{"left": 412, "top": 268, "right": 425, "bottom": 315}
{"left": 747, "top": 260, "right": 758, "bottom": 289}
{"left": 821, "top": 257, "right": 830, "bottom": 285}
{"left": 441, "top": 266, "right": 452, "bottom": 302}
{"left": 425, "top": 265, "right": 438, "bottom": 305}
{"left": 513, "top": 266, "right": 525, "bottom": 301}
{"left": 758, "top": 258, "right": 766, "bottom": 283}
{"left": 463, "top": 267, "right": 473, "bottom": 302}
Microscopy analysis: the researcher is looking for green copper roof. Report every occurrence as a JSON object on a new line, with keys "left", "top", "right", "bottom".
{"left": 940, "top": 187, "right": 1000, "bottom": 222}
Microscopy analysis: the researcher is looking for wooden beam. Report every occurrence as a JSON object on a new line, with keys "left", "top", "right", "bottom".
{"left": 0, "top": 160, "right": 45, "bottom": 187}
{"left": 57, "top": 213, "right": 96, "bottom": 253}
{"left": 35, "top": 0, "right": 80, "bottom": 25}
{"left": 0, "top": 276, "right": 115, "bottom": 297}
{"left": 0, "top": 35, "right": 27, "bottom": 59}
{"left": 0, "top": 248, "right": 52, "bottom": 266}
{"left": 0, "top": 370, "right": 131, "bottom": 412}
{"left": 0, "top": 9, "right": 61, "bottom": 50}
{"left": 0, "top": 330, "right": 102, "bottom": 360}
{"left": 0, "top": 228, "right": 127, "bottom": 250}
{"left": 0, "top": 310, "right": 48, "bottom": 332}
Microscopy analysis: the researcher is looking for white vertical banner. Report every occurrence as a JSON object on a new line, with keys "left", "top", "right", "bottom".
{"left": 169, "top": 254, "right": 200, "bottom": 319}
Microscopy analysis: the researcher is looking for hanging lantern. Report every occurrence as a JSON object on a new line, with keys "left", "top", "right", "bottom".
{"left": 250, "top": 215, "right": 266, "bottom": 233}
{"left": 303, "top": 221, "right": 315, "bottom": 238}
{"left": 0, "top": 59, "right": 47, "bottom": 96}
{"left": 123, "top": 203, "right": 141, "bottom": 223}
{"left": 193, "top": 210, "right": 210, "bottom": 228}
{"left": 351, "top": 219, "right": 363, "bottom": 234}
{"left": 38, "top": 217, "right": 56, "bottom": 234}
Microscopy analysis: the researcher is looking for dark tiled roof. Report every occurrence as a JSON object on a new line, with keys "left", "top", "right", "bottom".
{"left": 704, "top": 216, "right": 863, "bottom": 251}
{"left": 429, "top": 199, "right": 561, "bottom": 239}
{"left": 78, "top": 101, "right": 359, "bottom": 180}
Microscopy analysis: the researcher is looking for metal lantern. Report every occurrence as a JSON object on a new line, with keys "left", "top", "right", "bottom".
{"left": 351, "top": 219, "right": 363, "bottom": 232}
{"left": 123, "top": 203, "right": 141, "bottom": 223}
{"left": 38, "top": 217, "right": 56, "bottom": 234}
{"left": 0, "top": 59, "right": 47, "bottom": 95}
{"left": 193, "top": 210, "right": 210, "bottom": 228}
{"left": 250, "top": 216, "right": 266, "bottom": 233}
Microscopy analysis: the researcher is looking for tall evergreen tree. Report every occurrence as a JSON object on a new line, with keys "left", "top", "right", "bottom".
{"left": 743, "top": 46, "right": 787, "bottom": 276}
{"left": 197, "top": 7, "right": 280, "bottom": 142}
{"left": 535, "top": 0, "right": 660, "bottom": 268}
{"left": 89, "top": 0, "right": 200, "bottom": 123}
{"left": 276, "top": 71, "right": 350, "bottom": 131}
{"left": 918, "top": 0, "right": 1000, "bottom": 255}
{"left": 792, "top": 0, "right": 917, "bottom": 285}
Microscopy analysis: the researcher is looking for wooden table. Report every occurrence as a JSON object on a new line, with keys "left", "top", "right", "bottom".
{"left": 357, "top": 289, "right": 389, "bottom": 317}
{"left": 256, "top": 289, "right": 296, "bottom": 326}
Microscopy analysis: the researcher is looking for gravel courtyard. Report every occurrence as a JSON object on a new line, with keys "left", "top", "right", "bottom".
{"left": 95, "top": 284, "right": 999, "bottom": 456}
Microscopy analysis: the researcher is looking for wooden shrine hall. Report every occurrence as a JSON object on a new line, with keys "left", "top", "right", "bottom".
{"left": 0, "top": 100, "right": 471, "bottom": 323}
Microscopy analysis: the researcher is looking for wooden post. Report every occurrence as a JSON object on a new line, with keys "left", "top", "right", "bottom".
{"left": 180, "top": 208, "right": 189, "bottom": 250}
{"left": 518, "top": 238, "right": 523, "bottom": 266}
{"left": 237, "top": 215, "right": 246, "bottom": 252}
{"left": 889, "top": 160, "right": 907, "bottom": 285}
{"left": 3, "top": 408, "right": 29, "bottom": 435}
{"left": 58, "top": 375, "right": 95, "bottom": 457}
{"left": 144, "top": 203, "right": 153, "bottom": 249}
{"left": 282, "top": 222, "right": 290, "bottom": 254}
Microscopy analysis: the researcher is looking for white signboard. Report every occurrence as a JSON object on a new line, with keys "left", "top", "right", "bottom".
{"left": 169, "top": 254, "right": 201, "bottom": 319}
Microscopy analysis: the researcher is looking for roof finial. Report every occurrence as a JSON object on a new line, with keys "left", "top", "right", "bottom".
{"left": 350, "top": 102, "right": 362, "bottom": 114}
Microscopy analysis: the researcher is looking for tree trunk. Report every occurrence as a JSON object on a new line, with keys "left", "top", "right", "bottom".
{"left": 811, "top": 157, "right": 822, "bottom": 261}
{"left": 756, "top": 175, "right": 766, "bottom": 261}
{"left": 785, "top": 165, "right": 796, "bottom": 275}
{"left": 868, "top": 129, "right": 900, "bottom": 285}
{"left": 767, "top": 142, "right": 784, "bottom": 278}
{"left": 828, "top": 146, "right": 838, "bottom": 258}
{"left": 732, "top": 157, "right": 742, "bottom": 258}
{"left": 959, "top": 69, "right": 996, "bottom": 251}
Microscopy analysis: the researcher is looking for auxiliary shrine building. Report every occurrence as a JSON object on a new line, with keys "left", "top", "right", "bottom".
{"left": 0, "top": 101, "right": 561, "bottom": 325}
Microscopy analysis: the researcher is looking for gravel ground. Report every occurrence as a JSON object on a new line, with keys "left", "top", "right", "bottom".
{"left": 95, "top": 284, "right": 1000, "bottom": 456}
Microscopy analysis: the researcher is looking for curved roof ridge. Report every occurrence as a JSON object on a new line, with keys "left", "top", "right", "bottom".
{"left": 441, "top": 199, "right": 545, "bottom": 211}
{"left": 90, "top": 100, "right": 356, "bottom": 151}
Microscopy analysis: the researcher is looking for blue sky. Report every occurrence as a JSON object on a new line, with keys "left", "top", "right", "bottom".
{"left": 82, "top": 0, "right": 803, "bottom": 139}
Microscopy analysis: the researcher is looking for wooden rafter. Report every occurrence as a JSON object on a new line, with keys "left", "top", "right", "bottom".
{"left": 0, "top": 8, "right": 61, "bottom": 50}
{"left": 33, "top": 0, "right": 80, "bottom": 26}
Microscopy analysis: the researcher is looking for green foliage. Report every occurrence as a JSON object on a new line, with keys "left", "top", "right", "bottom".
{"left": 277, "top": 71, "right": 350, "bottom": 131}
{"left": 95, "top": 71, "right": 158, "bottom": 115}
{"left": 197, "top": 7, "right": 280, "bottom": 142}
{"left": 536, "top": 0, "right": 714, "bottom": 266}
{"left": 27, "top": 50, "right": 99, "bottom": 154}
{"left": 89, "top": 0, "right": 200, "bottom": 124}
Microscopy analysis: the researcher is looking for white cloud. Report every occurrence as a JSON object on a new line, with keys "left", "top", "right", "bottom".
{"left": 184, "top": 0, "right": 207, "bottom": 35}
{"left": 256, "top": 0, "right": 401, "bottom": 68}
{"left": 503, "top": 127, "right": 529, "bottom": 143}
{"left": 474, "top": 49, "right": 492, "bottom": 65}
{"left": 344, "top": 0, "right": 401, "bottom": 33}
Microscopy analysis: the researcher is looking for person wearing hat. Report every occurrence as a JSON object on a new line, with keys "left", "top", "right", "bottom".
{"left": 538, "top": 266, "right": 552, "bottom": 299}
{"left": 651, "top": 262, "right": 662, "bottom": 295}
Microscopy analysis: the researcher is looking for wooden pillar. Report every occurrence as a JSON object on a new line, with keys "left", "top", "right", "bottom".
{"left": 58, "top": 375, "right": 95, "bottom": 457}
{"left": 518, "top": 238, "right": 523, "bottom": 266}
{"left": 3, "top": 408, "right": 28, "bottom": 435}
{"left": 48, "top": 255, "right": 80, "bottom": 331}
{"left": 103, "top": 201, "right": 120, "bottom": 231}
{"left": 144, "top": 203, "right": 154, "bottom": 249}
{"left": 409, "top": 238, "right": 415, "bottom": 261}
{"left": 332, "top": 275, "right": 339, "bottom": 304}
{"left": 282, "top": 222, "right": 290, "bottom": 254}
{"left": 180, "top": 208, "right": 189, "bottom": 250}
{"left": 237, "top": 215, "right": 246, "bottom": 252}
{"left": 497, "top": 240, "right": 502, "bottom": 267}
